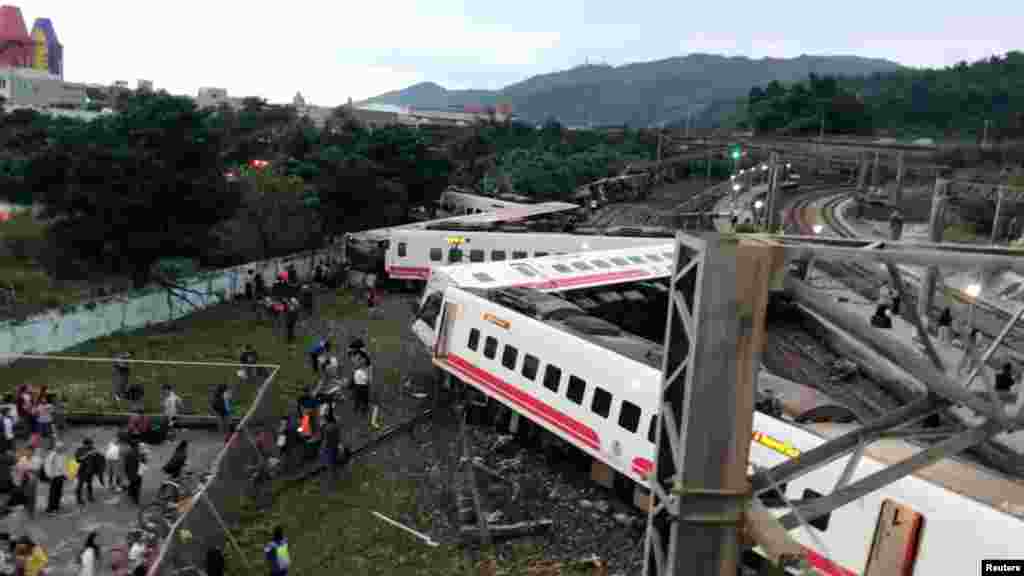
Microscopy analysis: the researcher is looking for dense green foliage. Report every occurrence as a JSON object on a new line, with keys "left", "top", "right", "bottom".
{"left": 478, "top": 121, "right": 657, "bottom": 198}
{"left": 743, "top": 51, "right": 1024, "bottom": 139}
{"left": 0, "top": 92, "right": 658, "bottom": 291}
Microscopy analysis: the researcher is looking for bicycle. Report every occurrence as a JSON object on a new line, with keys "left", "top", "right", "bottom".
{"left": 157, "top": 469, "right": 212, "bottom": 504}
{"left": 137, "top": 500, "right": 176, "bottom": 540}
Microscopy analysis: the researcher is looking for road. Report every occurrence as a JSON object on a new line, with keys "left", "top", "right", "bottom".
{"left": 3, "top": 426, "right": 225, "bottom": 575}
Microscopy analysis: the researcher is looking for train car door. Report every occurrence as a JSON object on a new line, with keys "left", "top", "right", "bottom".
{"left": 433, "top": 302, "right": 459, "bottom": 359}
{"left": 863, "top": 499, "right": 923, "bottom": 576}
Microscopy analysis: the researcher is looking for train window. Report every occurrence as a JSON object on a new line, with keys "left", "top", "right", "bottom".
{"left": 449, "top": 247, "right": 463, "bottom": 263}
{"left": 801, "top": 489, "right": 830, "bottom": 531}
{"left": 648, "top": 415, "right": 658, "bottom": 443}
{"left": 618, "top": 401, "right": 641, "bottom": 432}
{"left": 591, "top": 260, "right": 612, "bottom": 269}
{"left": 535, "top": 252, "right": 549, "bottom": 258}
{"left": 591, "top": 387, "right": 612, "bottom": 417}
{"left": 566, "top": 375, "right": 587, "bottom": 405}
{"left": 492, "top": 250, "right": 507, "bottom": 261}
{"left": 398, "top": 243, "right": 407, "bottom": 258}
{"left": 611, "top": 257, "right": 629, "bottom": 266}
{"left": 483, "top": 336, "right": 498, "bottom": 360}
{"left": 501, "top": 345, "right": 519, "bottom": 370}
{"left": 758, "top": 483, "right": 788, "bottom": 508}
{"left": 470, "top": 249, "right": 485, "bottom": 263}
{"left": 521, "top": 354, "right": 539, "bottom": 380}
{"left": 416, "top": 292, "right": 443, "bottom": 329}
{"left": 511, "top": 263, "right": 537, "bottom": 277}
{"left": 645, "top": 254, "right": 662, "bottom": 261}
{"left": 542, "top": 365, "right": 562, "bottom": 393}
{"left": 467, "top": 328, "right": 481, "bottom": 351}
{"left": 552, "top": 264, "right": 573, "bottom": 274}
{"left": 628, "top": 256, "right": 645, "bottom": 264}
{"left": 473, "top": 272, "right": 495, "bottom": 283}
{"left": 662, "top": 251, "right": 674, "bottom": 260}
{"left": 430, "top": 248, "right": 443, "bottom": 262}
{"left": 571, "top": 262, "right": 592, "bottom": 271}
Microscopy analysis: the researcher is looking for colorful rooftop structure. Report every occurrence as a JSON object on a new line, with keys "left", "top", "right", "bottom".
{"left": 0, "top": 5, "right": 33, "bottom": 68}
{"left": 30, "top": 17, "right": 62, "bottom": 78}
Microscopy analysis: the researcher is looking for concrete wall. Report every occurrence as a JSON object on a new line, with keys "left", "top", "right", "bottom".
{"left": 0, "top": 246, "right": 344, "bottom": 364}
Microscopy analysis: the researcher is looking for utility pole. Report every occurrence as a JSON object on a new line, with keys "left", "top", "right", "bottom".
{"left": 983, "top": 119, "right": 991, "bottom": 149}
{"left": 642, "top": 233, "right": 784, "bottom": 576}
{"left": 918, "top": 178, "right": 949, "bottom": 320}
{"left": 765, "top": 152, "right": 780, "bottom": 232}
{"left": 991, "top": 186, "right": 1006, "bottom": 245}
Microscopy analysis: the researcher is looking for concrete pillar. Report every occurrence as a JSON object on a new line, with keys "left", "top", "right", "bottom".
{"left": 871, "top": 152, "right": 881, "bottom": 188}
{"left": 891, "top": 151, "right": 905, "bottom": 206}
{"left": 856, "top": 153, "right": 870, "bottom": 193}
{"left": 918, "top": 179, "right": 949, "bottom": 321}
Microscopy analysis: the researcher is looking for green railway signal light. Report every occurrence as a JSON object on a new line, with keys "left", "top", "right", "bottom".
{"left": 730, "top": 145, "right": 741, "bottom": 160}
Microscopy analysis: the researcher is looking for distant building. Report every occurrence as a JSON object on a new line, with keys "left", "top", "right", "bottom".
{"left": 137, "top": 79, "right": 153, "bottom": 92}
{"left": 0, "top": 66, "right": 86, "bottom": 108}
{"left": 30, "top": 17, "right": 62, "bottom": 78}
{"left": 196, "top": 87, "right": 243, "bottom": 109}
{"left": 0, "top": 5, "right": 33, "bottom": 68}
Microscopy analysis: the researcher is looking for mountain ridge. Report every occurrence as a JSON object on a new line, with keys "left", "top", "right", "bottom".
{"left": 360, "top": 53, "right": 904, "bottom": 127}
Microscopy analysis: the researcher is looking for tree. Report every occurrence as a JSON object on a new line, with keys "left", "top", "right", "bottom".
{"left": 216, "top": 163, "right": 318, "bottom": 260}
{"left": 26, "top": 92, "right": 239, "bottom": 288}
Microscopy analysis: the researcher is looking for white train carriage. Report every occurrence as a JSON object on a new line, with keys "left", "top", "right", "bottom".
{"left": 411, "top": 244, "right": 677, "bottom": 344}
{"left": 344, "top": 200, "right": 580, "bottom": 273}
{"left": 435, "top": 188, "right": 530, "bottom": 217}
{"left": 422, "top": 285, "right": 1024, "bottom": 576}
{"left": 385, "top": 229, "right": 670, "bottom": 280}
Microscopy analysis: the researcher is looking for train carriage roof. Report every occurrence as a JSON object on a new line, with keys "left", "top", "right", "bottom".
{"left": 437, "top": 242, "right": 677, "bottom": 292}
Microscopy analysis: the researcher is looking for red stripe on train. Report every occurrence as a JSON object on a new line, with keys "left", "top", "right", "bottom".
{"left": 441, "top": 356, "right": 856, "bottom": 576}
{"left": 803, "top": 547, "right": 857, "bottom": 576}
{"left": 386, "top": 266, "right": 430, "bottom": 279}
{"left": 444, "top": 354, "right": 600, "bottom": 450}
{"left": 513, "top": 269, "right": 650, "bottom": 290}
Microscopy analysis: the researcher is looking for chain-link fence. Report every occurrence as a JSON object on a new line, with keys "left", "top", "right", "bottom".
{"left": 147, "top": 365, "right": 280, "bottom": 575}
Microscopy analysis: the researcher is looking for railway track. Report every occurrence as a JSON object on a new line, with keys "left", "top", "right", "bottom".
{"left": 791, "top": 192, "right": 1024, "bottom": 356}
{"left": 786, "top": 191, "right": 1024, "bottom": 477}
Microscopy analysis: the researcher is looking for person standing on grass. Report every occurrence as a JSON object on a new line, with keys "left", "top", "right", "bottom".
{"left": 319, "top": 413, "right": 340, "bottom": 493}
{"left": 264, "top": 526, "right": 290, "bottom": 576}
{"left": 285, "top": 298, "right": 300, "bottom": 344}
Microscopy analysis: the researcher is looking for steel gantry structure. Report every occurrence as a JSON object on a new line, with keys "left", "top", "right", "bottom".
{"left": 643, "top": 232, "right": 1024, "bottom": 576}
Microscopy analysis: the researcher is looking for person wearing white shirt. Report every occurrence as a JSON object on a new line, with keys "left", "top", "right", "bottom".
{"left": 43, "top": 442, "right": 68, "bottom": 514}
{"left": 0, "top": 408, "right": 13, "bottom": 453}
{"left": 105, "top": 439, "right": 122, "bottom": 492}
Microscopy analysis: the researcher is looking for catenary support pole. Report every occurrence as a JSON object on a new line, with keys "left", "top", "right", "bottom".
{"left": 918, "top": 179, "right": 949, "bottom": 321}
{"left": 643, "top": 234, "right": 784, "bottom": 576}
{"left": 991, "top": 186, "right": 1006, "bottom": 244}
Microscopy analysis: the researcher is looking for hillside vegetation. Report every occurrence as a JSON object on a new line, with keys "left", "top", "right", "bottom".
{"left": 361, "top": 54, "right": 902, "bottom": 127}
{"left": 742, "top": 51, "right": 1024, "bottom": 140}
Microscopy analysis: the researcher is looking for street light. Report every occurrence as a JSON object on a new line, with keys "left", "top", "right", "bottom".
{"left": 732, "top": 184, "right": 742, "bottom": 193}
{"left": 812, "top": 224, "right": 823, "bottom": 234}
{"left": 761, "top": 165, "right": 768, "bottom": 171}
{"left": 754, "top": 200, "right": 764, "bottom": 210}
{"left": 966, "top": 281, "right": 983, "bottom": 330}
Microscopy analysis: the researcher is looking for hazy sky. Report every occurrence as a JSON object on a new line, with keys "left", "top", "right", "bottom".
{"left": 17, "top": 0, "right": 1022, "bottom": 106}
